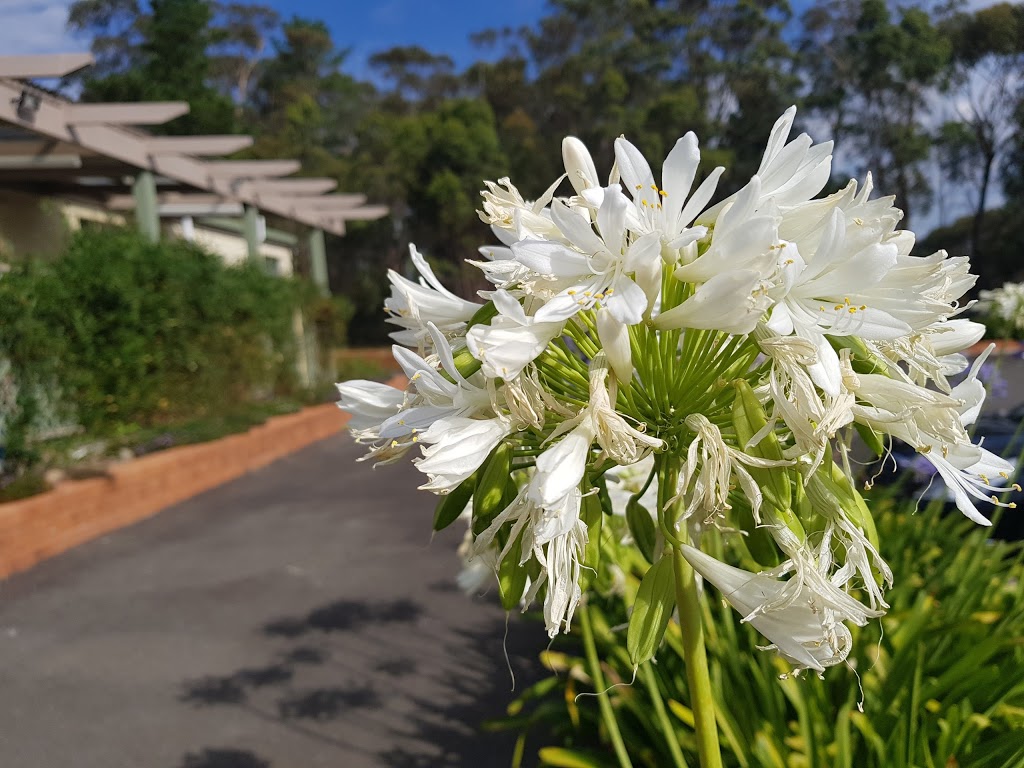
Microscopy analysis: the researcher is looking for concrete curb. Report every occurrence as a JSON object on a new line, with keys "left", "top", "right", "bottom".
{"left": 0, "top": 375, "right": 405, "bottom": 579}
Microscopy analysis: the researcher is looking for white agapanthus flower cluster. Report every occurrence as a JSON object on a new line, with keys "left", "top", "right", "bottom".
{"left": 976, "top": 281, "right": 1024, "bottom": 339}
{"left": 338, "top": 107, "right": 1015, "bottom": 675}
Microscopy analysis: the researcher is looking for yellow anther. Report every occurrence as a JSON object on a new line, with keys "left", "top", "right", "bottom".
{"left": 567, "top": 289, "right": 577, "bottom": 295}
{"left": 991, "top": 495, "right": 1000, "bottom": 503}
{"left": 784, "top": 259, "right": 794, "bottom": 265}
{"left": 834, "top": 304, "right": 844, "bottom": 311}
{"left": 583, "top": 291, "right": 592, "bottom": 297}
{"left": 854, "top": 217, "right": 865, "bottom": 225}
{"left": 1014, "top": 484, "right": 1022, "bottom": 492}
{"left": 1000, "top": 471, "right": 1010, "bottom": 478}
{"left": 412, "top": 435, "right": 419, "bottom": 442}
{"left": 860, "top": 305, "right": 867, "bottom": 310}
{"left": 848, "top": 307, "right": 857, "bottom": 313}
{"left": 635, "top": 184, "right": 642, "bottom": 190}
{"left": 942, "top": 445, "right": 949, "bottom": 458}
{"left": 593, "top": 293, "right": 605, "bottom": 300}
{"left": 391, "top": 440, "right": 399, "bottom": 448}
{"left": 641, "top": 200, "right": 648, "bottom": 207}
{"left": 980, "top": 474, "right": 990, "bottom": 484}
{"left": 605, "top": 288, "right": 614, "bottom": 294}
{"left": 650, "top": 184, "right": 659, "bottom": 192}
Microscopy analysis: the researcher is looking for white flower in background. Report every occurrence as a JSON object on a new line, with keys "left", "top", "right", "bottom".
{"left": 977, "top": 281, "right": 1024, "bottom": 337}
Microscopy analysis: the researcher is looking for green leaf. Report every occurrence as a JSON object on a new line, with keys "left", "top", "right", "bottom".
{"left": 626, "top": 498, "right": 657, "bottom": 564}
{"left": 473, "top": 442, "right": 512, "bottom": 535}
{"left": 538, "top": 747, "right": 612, "bottom": 768}
{"left": 580, "top": 492, "right": 603, "bottom": 591}
{"left": 627, "top": 554, "right": 676, "bottom": 666}
{"left": 854, "top": 421, "right": 885, "bottom": 458}
{"left": 499, "top": 529, "right": 528, "bottom": 610}
{"left": 432, "top": 472, "right": 475, "bottom": 531}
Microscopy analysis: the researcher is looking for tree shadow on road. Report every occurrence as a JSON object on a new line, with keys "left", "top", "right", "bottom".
{"left": 177, "top": 748, "right": 271, "bottom": 768}
{"left": 176, "top": 594, "right": 546, "bottom": 767}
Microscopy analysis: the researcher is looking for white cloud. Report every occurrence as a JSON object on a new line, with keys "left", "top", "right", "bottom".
{"left": 0, "top": 1, "right": 83, "bottom": 55}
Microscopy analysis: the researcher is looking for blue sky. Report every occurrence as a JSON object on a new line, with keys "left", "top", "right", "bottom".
{"left": 0, "top": 0, "right": 547, "bottom": 77}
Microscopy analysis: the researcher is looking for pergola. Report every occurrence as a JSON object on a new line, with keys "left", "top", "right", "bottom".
{"left": 0, "top": 53, "right": 388, "bottom": 295}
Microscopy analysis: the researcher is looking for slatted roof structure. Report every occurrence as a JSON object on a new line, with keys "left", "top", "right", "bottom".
{"left": 0, "top": 53, "right": 388, "bottom": 294}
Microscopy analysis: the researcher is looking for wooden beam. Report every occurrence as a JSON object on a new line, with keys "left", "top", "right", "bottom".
{"left": 0, "top": 154, "right": 81, "bottom": 169}
{"left": 0, "top": 139, "right": 85, "bottom": 157}
{"left": 0, "top": 53, "right": 94, "bottom": 79}
{"left": 145, "top": 135, "right": 254, "bottom": 156}
{"left": 239, "top": 178, "right": 338, "bottom": 196}
{"left": 262, "top": 194, "right": 367, "bottom": 210}
{"left": 106, "top": 193, "right": 237, "bottom": 211}
{"left": 327, "top": 205, "right": 389, "bottom": 221}
{"left": 0, "top": 78, "right": 347, "bottom": 235}
{"left": 203, "top": 160, "right": 300, "bottom": 178}
{"left": 66, "top": 102, "right": 190, "bottom": 126}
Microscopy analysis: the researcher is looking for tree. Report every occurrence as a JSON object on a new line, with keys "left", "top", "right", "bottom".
{"left": 938, "top": 2, "right": 1024, "bottom": 259}
{"left": 68, "top": 0, "right": 236, "bottom": 135}
{"left": 800, "top": 0, "right": 952, "bottom": 228}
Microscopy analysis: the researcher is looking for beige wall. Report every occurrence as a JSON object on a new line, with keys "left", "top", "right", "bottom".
{"left": 166, "top": 221, "right": 295, "bottom": 276}
{"left": 0, "top": 190, "right": 295, "bottom": 278}
{"left": 0, "top": 190, "right": 73, "bottom": 260}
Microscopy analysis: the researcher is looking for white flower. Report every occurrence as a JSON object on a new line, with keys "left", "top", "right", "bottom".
{"left": 562, "top": 136, "right": 600, "bottom": 196}
{"left": 475, "top": 488, "right": 588, "bottom": 636}
{"left": 765, "top": 207, "right": 908, "bottom": 395}
{"left": 336, "top": 380, "right": 405, "bottom": 432}
{"left": 385, "top": 244, "right": 481, "bottom": 347}
{"left": 513, "top": 186, "right": 659, "bottom": 325}
{"left": 681, "top": 544, "right": 854, "bottom": 673}
{"left": 757, "top": 330, "right": 854, "bottom": 473}
{"left": 675, "top": 413, "right": 790, "bottom": 525}
{"left": 587, "top": 353, "right": 663, "bottom": 464}
{"left": 613, "top": 133, "right": 723, "bottom": 250}
{"left": 465, "top": 289, "right": 564, "bottom": 380}
{"left": 478, "top": 176, "right": 564, "bottom": 242}
{"left": 414, "top": 416, "right": 511, "bottom": 493}
{"left": 654, "top": 269, "right": 773, "bottom": 335}
{"left": 699, "top": 106, "right": 832, "bottom": 223}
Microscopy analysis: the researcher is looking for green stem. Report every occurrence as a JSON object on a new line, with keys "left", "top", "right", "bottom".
{"left": 579, "top": 603, "right": 633, "bottom": 768}
{"left": 641, "top": 662, "right": 690, "bottom": 768}
{"left": 672, "top": 543, "right": 724, "bottom": 768}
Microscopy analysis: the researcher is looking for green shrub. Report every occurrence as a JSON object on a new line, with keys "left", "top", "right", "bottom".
{"left": 0, "top": 227, "right": 307, "bottom": 470}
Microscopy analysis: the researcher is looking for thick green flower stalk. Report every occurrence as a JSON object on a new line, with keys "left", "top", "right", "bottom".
{"left": 338, "top": 108, "right": 1012, "bottom": 767}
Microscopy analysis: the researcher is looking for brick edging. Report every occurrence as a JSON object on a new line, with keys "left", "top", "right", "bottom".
{"left": 0, "top": 375, "right": 406, "bottom": 580}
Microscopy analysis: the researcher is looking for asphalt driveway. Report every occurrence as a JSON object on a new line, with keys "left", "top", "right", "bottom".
{"left": 0, "top": 435, "right": 544, "bottom": 768}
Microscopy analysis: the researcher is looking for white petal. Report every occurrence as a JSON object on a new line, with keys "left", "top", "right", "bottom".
{"left": 596, "top": 309, "right": 633, "bottom": 382}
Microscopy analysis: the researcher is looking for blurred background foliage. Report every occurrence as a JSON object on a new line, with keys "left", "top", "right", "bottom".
{"left": 60, "top": 0, "right": 1024, "bottom": 344}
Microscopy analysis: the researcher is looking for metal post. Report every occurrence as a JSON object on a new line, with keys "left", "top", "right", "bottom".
{"left": 132, "top": 170, "right": 159, "bottom": 243}
{"left": 308, "top": 227, "right": 329, "bottom": 297}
